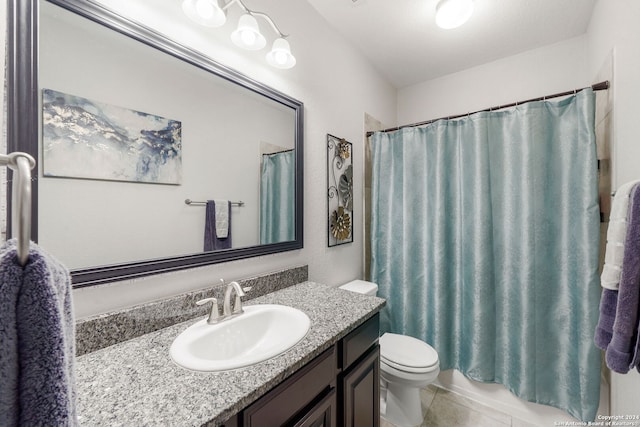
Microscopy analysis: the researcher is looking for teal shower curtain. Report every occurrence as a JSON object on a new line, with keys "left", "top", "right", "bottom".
{"left": 260, "top": 150, "right": 295, "bottom": 244}
{"left": 370, "top": 90, "right": 601, "bottom": 421}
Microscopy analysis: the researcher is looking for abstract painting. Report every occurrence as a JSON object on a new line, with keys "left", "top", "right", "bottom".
{"left": 42, "top": 88, "right": 182, "bottom": 184}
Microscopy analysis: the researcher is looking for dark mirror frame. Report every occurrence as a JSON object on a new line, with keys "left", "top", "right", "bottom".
{"left": 6, "top": 0, "right": 304, "bottom": 288}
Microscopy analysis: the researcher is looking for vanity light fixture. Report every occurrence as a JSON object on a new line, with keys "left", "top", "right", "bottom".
{"left": 182, "top": 0, "right": 296, "bottom": 69}
{"left": 182, "top": 0, "right": 227, "bottom": 27}
{"left": 265, "top": 37, "right": 296, "bottom": 69}
{"left": 231, "top": 14, "right": 266, "bottom": 50}
{"left": 435, "top": 0, "right": 474, "bottom": 29}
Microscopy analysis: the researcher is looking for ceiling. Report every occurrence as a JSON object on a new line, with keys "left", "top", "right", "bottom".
{"left": 306, "top": 0, "right": 597, "bottom": 89}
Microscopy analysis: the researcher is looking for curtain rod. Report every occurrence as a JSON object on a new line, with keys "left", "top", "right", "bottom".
{"left": 367, "top": 80, "right": 610, "bottom": 136}
{"left": 262, "top": 148, "right": 294, "bottom": 155}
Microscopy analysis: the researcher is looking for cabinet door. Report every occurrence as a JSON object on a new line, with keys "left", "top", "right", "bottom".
{"left": 342, "top": 345, "right": 380, "bottom": 427}
{"left": 340, "top": 314, "right": 379, "bottom": 369}
{"left": 217, "top": 415, "right": 238, "bottom": 427}
{"left": 293, "top": 388, "right": 337, "bottom": 427}
{"left": 243, "top": 346, "right": 337, "bottom": 427}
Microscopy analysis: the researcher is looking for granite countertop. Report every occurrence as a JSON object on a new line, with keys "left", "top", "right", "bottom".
{"left": 76, "top": 281, "right": 385, "bottom": 426}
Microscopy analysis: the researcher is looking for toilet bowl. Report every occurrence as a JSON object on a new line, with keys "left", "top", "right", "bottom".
{"left": 339, "top": 280, "right": 440, "bottom": 427}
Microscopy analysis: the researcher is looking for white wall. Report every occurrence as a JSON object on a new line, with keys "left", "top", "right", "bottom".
{"left": 587, "top": 0, "right": 640, "bottom": 417}
{"left": 588, "top": 0, "right": 640, "bottom": 188}
{"left": 0, "top": 0, "right": 397, "bottom": 318}
{"left": 398, "top": 35, "right": 589, "bottom": 125}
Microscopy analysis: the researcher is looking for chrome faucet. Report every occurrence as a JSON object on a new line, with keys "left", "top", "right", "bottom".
{"left": 196, "top": 280, "right": 250, "bottom": 324}
{"left": 223, "top": 281, "right": 246, "bottom": 317}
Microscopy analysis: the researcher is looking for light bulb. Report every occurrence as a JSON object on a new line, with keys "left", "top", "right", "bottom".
{"left": 435, "top": 0, "right": 474, "bottom": 29}
{"left": 241, "top": 30, "right": 257, "bottom": 46}
{"left": 266, "top": 38, "right": 296, "bottom": 69}
{"left": 231, "top": 14, "right": 266, "bottom": 50}
{"left": 182, "top": 0, "right": 226, "bottom": 27}
{"left": 274, "top": 51, "right": 288, "bottom": 65}
{"left": 195, "top": 0, "right": 214, "bottom": 19}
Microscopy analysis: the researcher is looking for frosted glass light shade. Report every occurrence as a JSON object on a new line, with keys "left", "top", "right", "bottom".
{"left": 182, "top": 0, "right": 226, "bottom": 27}
{"left": 266, "top": 38, "right": 296, "bottom": 69}
{"left": 435, "top": 0, "right": 474, "bottom": 29}
{"left": 231, "top": 14, "right": 267, "bottom": 50}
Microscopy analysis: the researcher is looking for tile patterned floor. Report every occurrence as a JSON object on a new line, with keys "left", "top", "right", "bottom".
{"left": 380, "top": 385, "right": 540, "bottom": 427}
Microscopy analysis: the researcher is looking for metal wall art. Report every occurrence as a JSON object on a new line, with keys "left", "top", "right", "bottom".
{"left": 327, "top": 134, "right": 353, "bottom": 246}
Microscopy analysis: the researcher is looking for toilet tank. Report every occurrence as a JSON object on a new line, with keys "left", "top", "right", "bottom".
{"left": 339, "top": 280, "right": 378, "bottom": 296}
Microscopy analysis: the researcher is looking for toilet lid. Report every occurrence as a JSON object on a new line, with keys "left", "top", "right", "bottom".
{"left": 379, "top": 333, "right": 439, "bottom": 370}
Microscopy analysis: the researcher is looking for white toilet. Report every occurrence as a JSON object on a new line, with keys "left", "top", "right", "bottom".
{"left": 340, "top": 280, "right": 440, "bottom": 427}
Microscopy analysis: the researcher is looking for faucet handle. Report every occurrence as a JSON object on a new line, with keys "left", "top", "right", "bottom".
{"left": 196, "top": 297, "right": 217, "bottom": 305}
{"left": 196, "top": 297, "right": 220, "bottom": 324}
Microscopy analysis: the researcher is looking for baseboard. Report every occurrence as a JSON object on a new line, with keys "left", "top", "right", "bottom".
{"left": 434, "top": 369, "right": 610, "bottom": 426}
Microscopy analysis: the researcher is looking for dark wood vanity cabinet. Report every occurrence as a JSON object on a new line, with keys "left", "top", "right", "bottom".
{"left": 242, "top": 345, "right": 338, "bottom": 427}
{"left": 221, "top": 314, "right": 380, "bottom": 427}
{"left": 292, "top": 389, "right": 337, "bottom": 427}
{"left": 340, "top": 348, "right": 380, "bottom": 427}
{"left": 339, "top": 314, "right": 380, "bottom": 427}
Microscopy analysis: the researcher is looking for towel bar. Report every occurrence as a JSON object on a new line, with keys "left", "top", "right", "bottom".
{"left": 0, "top": 152, "right": 36, "bottom": 266}
{"left": 185, "top": 199, "right": 245, "bottom": 207}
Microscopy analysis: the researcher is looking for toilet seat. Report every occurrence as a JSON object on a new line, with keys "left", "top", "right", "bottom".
{"left": 382, "top": 357, "right": 439, "bottom": 374}
{"left": 379, "top": 333, "right": 439, "bottom": 373}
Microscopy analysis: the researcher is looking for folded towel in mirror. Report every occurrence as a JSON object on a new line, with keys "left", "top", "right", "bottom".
{"left": 214, "top": 200, "right": 229, "bottom": 238}
{"left": 204, "top": 200, "right": 232, "bottom": 251}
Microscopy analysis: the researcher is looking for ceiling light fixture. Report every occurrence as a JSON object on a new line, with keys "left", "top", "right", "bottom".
{"left": 182, "top": 0, "right": 296, "bottom": 69}
{"left": 435, "top": 0, "right": 474, "bottom": 29}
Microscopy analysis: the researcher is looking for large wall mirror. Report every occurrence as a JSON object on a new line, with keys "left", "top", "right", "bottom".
{"left": 6, "top": 0, "right": 304, "bottom": 287}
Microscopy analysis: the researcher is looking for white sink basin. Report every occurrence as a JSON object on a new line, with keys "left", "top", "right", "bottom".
{"left": 170, "top": 304, "right": 310, "bottom": 371}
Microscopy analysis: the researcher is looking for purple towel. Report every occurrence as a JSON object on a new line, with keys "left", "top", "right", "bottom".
{"left": 0, "top": 239, "right": 77, "bottom": 425}
{"left": 633, "top": 315, "right": 640, "bottom": 373}
{"left": 204, "top": 200, "right": 232, "bottom": 251}
{"left": 604, "top": 184, "right": 640, "bottom": 373}
{"left": 594, "top": 288, "right": 618, "bottom": 350}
